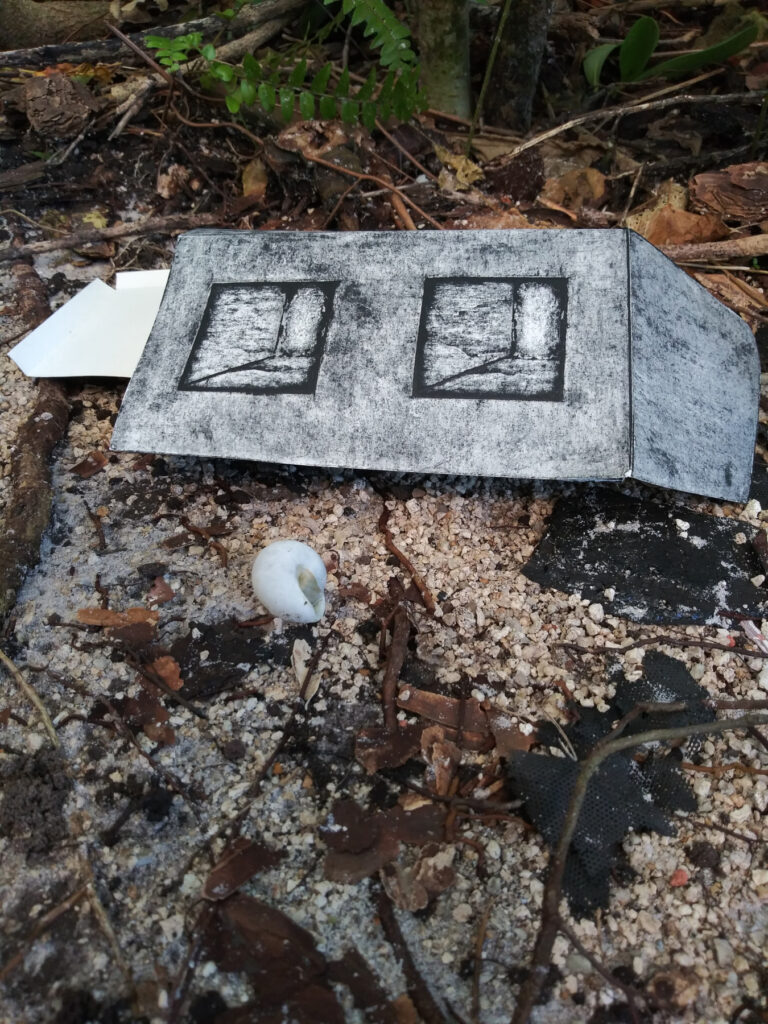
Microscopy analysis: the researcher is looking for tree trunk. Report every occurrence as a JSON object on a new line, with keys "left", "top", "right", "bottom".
{"left": 417, "top": 0, "right": 471, "bottom": 119}
{"left": 485, "top": 0, "right": 555, "bottom": 130}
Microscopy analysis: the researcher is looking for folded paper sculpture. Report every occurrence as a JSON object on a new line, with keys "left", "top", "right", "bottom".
{"left": 111, "top": 229, "right": 758, "bottom": 501}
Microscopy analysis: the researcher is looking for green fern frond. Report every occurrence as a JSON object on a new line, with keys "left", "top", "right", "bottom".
{"left": 323, "top": 0, "right": 417, "bottom": 68}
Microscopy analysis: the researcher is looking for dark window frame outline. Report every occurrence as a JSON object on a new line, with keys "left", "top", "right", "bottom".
{"left": 178, "top": 279, "right": 340, "bottom": 396}
{"left": 411, "top": 275, "right": 569, "bottom": 402}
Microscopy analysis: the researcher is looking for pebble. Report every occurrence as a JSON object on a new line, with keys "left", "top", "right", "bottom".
{"left": 587, "top": 603, "right": 604, "bottom": 623}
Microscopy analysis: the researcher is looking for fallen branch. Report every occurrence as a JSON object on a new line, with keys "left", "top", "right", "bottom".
{"left": 0, "top": 0, "right": 307, "bottom": 68}
{"left": 0, "top": 265, "right": 70, "bottom": 621}
{"left": 0, "top": 210, "right": 222, "bottom": 262}
{"left": 505, "top": 91, "right": 767, "bottom": 161}
{"left": 660, "top": 233, "right": 768, "bottom": 263}
{"left": 510, "top": 708, "right": 768, "bottom": 1023}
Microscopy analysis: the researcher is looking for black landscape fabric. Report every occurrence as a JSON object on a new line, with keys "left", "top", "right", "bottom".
{"left": 523, "top": 488, "right": 767, "bottom": 625}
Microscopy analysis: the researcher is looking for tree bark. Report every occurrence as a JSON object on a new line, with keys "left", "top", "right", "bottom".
{"left": 485, "top": 0, "right": 555, "bottom": 130}
{"left": 417, "top": 0, "right": 471, "bottom": 119}
{"left": 0, "top": 266, "right": 70, "bottom": 624}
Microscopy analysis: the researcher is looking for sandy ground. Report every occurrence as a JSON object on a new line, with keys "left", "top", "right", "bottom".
{"left": 1, "top": 253, "right": 767, "bottom": 1024}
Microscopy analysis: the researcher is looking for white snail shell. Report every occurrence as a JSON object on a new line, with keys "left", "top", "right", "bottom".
{"left": 251, "top": 540, "right": 327, "bottom": 623}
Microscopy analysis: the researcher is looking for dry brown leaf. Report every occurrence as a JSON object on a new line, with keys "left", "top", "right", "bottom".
{"left": 77, "top": 606, "right": 158, "bottom": 628}
{"left": 641, "top": 206, "right": 729, "bottom": 247}
{"left": 354, "top": 722, "right": 423, "bottom": 774}
{"left": 433, "top": 144, "right": 483, "bottom": 188}
{"left": 690, "top": 162, "right": 768, "bottom": 223}
{"left": 71, "top": 450, "right": 107, "bottom": 478}
{"left": 486, "top": 709, "right": 536, "bottom": 757}
{"left": 626, "top": 179, "right": 688, "bottom": 237}
{"left": 203, "top": 837, "right": 285, "bottom": 901}
{"left": 446, "top": 209, "right": 530, "bottom": 230}
{"left": 420, "top": 725, "right": 461, "bottom": 797}
{"left": 156, "top": 163, "right": 190, "bottom": 199}
{"left": 381, "top": 843, "right": 456, "bottom": 911}
{"left": 147, "top": 576, "right": 174, "bottom": 606}
{"left": 148, "top": 655, "right": 183, "bottom": 691}
{"left": 241, "top": 156, "right": 268, "bottom": 200}
{"left": 539, "top": 167, "right": 607, "bottom": 211}
{"left": 396, "top": 686, "right": 492, "bottom": 751}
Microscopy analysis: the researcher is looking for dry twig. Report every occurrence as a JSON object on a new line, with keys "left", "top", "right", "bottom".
{"left": 510, "top": 709, "right": 768, "bottom": 1023}
{"left": 379, "top": 505, "right": 437, "bottom": 614}
{"left": 375, "top": 883, "right": 453, "bottom": 1024}
{"left": 0, "top": 647, "right": 58, "bottom": 748}
{"left": 297, "top": 152, "right": 443, "bottom": 230}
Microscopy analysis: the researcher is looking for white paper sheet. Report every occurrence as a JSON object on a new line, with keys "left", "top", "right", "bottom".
{"left": 9, "top": 270, "right": 170, "bottom": 378}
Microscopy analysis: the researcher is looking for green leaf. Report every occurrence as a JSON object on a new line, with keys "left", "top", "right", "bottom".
{"left": 311, "top": 63, "right": 333, "bottom": 94}
{"left": 319, "top": 94, "right": 336, "bottom": 119}
{"left": 226, "top": 89, "right": 242, "bottom": 114}
{"left": 583, "top": 42, "right": 618, "bottom": 87}
{"left": 361, "top": 100, "right": 377, "bottom": 130}
{"left": 355, "top": 67, "right": 377, "bottom": 102}
{"left": 240, "top": 78, "right": 257, "bottom": 106}
{"left": 211, "top": 61, "right": 235, "bottom": 82}
{"left": 299, "top": 90, "right": 315, "bottom": 119}
{"left": 637, "top": 22, "right": 758, "bottom": 79}
{"left": 619, "top": 16, "right": 659, "bottom": 81}
{"left": 341, "top": 98, "right": 358, "bottom": 123}
{"left": 258, "top": 81, "right": 276, "bottom": 113}
{"left": 335, "top": 67, "right": 350, "bottom": 97}
{"left": 279, "top": 85, "right": 294, "bottom": 122}
{"left": 289, "top": 58, "right": 308, "bottom": 88}
{"left": 242, "top": 53, "right": 260, "bottom": 78}
{"left": 201, "top": 43, "right": 216, "bottom": 61}
{"left": 322, "top": 0, "right": 415, "bottom": 71}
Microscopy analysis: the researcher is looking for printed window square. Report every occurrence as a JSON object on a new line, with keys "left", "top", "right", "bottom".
{"left": 179, "top": 281, "right": 338, "bottom": 395}
{"left": 412, "top": 277, "right": 567, "bottom": 401}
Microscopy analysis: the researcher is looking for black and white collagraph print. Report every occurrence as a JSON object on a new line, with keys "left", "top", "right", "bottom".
{"left": 179, "top": 281, "right": 339, "bottom": 394}
{"left": 412, "top": 277, "right": 567, "bottom": 401}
